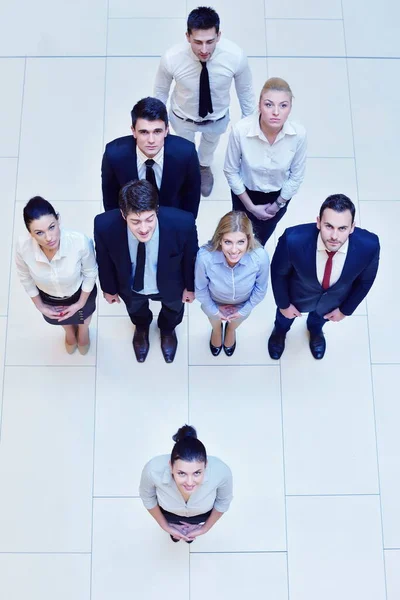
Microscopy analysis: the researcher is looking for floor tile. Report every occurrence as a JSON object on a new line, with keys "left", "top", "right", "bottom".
{"left": 385, "top": 550, "right": 400, "bottom": 599}
{"left": 266, "top": 19, "right": 345, "bottom": 57}
{"left": 359, "top": 201, "right": 399, "bottom": 363}
{"left": 188, "top": 295, "right": 276, "bottom": 366}
{"left": 286, "top": 496, "right": 386, "bottom": 600}
{"left": 94, "top": 316, "right": 188, "bottom": 496}
{"left": 189, "top": 365, "right": 286, "bottom": 551}
{"left": 190, "top": 553, "right": 288, "bottom": 600}
{"left": 0, "top": 59, "right": 25, "bottom": 157}
{"left": 348, "top": 59, "right": 400, "bottom": 201}
{"left": 268, "top": 58, "right": 354, "bottom": 157}
{"left": 265, "top": 0, "right": 342, "bottom": 19}
{"left": 0, "top": 0, "right": 107, "bottom": 56}
{"left": 342, "top": 0, "right": 400, "bottom": 57}
{"left": 91, "top": 498, "right": 189, "bottom": 600}
{"left": 107, "top": 18, "right": 186, "bottom": 56}
{"left": 0, "top": 158, "right": 18, "bottom": 315}
{"left": 372, "top": 365, "right": 400, "bottom": 548}
{"left": 0, "top": 318, "right": 6, "bottom": 424}
{"left": 109, "top": 0, "right": 186, "bottom": 18}
{"left": 7, "top": 201, "right": 98, "bottom": 366}
{"left": 0, "top": 554, "right": 91, "bottom": 600}
{"left": 282, "top": 316, "right": 379, "bottom": 494}
{"left": 195, "top": 199, "right": 232, "bottom": 245}
{"left": 186, "top": 0, "right": 267, "bottom": 56}
{"left": 17, "top": 58, "right": 105, "bottom": 203}
{"left": 103, "top": 57, "right": 160, "bottom": 144}
{"left": 0, "top": 367, "right": 95, "bottom": 551}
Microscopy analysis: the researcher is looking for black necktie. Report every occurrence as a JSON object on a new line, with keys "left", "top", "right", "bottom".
{"left": 145, "top": 159, "right": 158, "bottom": 190}
{"left": 132, "top": 242, "right": 146, "bottom": 292}
{"left": 199, "top": 61, "right": 213, "bottom": 118}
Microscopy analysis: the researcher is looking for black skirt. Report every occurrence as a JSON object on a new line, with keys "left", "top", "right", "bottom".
{"left": 160, "top": 506, "right": 212, "bottom": 525}
{"left": 38, "top": 285, "right": 97, "bottom": 325}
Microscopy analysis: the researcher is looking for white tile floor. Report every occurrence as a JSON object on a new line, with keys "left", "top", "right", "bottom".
{"left": 0, "top": 1, "right": 399, "bottom": 598}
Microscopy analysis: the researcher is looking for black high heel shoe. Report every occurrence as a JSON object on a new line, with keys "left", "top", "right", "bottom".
{"left": 223, "top": 322, "right": 236, "bottom": 357}
{"left": 209, "top": 323, "right": 223, "bottom": 356}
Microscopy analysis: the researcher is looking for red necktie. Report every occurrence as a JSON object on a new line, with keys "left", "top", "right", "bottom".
{"left": 322, "top": 250, "right": 337, "bottom": 290}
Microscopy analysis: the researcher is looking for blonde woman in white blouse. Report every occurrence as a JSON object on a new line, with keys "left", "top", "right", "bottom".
{"left": 224, "top": 77, "right": 307, "bottom": 245}
{"left": 15, "top": 196, "right": 98, "bottom": 355}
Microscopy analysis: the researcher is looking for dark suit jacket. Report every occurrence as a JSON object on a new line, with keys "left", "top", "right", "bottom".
{"left": 271, "top": 223, "right": 380, "bottom": 316}
{"left": 94, "top": 206, "right": 199, "bottom": 307}
{"left": 101, "top": 134, "right": 201, "bottom": 217}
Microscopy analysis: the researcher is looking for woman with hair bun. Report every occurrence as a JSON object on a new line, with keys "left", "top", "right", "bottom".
{"left": 15, "top": 196, "right": 98, "bottom": 354}
{"left": 224, "top": 77, "right": 307, "bottom": 245}
{"left": 139, "top": 425, "right": 232, "bottom": 543}
{"left": 195, "top": 210, "right": 269, "bottom": 356}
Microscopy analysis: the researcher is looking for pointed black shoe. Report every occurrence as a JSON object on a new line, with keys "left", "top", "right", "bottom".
{"left": 223, "top": 323, "right": 236, "bottom": 357}
{"left": 160, "top": 329, "right": 178, "bottom": 363}
{"left": 309, "top": 330, "right": 326, "bottom": 360}
{"left": 209, "top": 323, "right": 223, "bottom": 356}
{"left": 268, "top": 327, "right": 286, "bottom": 360}
{"left": 132, "top": 326, "right": 150, "bottom": 363}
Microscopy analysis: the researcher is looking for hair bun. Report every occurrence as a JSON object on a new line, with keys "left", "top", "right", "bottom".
{"left": 172, "top": 424, "right": 197, "bottom": 443}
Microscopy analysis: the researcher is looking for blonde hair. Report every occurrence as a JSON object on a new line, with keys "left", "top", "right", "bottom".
{"left": 208, "top": 211, "right": 260, "bottom": 252}
{"left": 259, "top": 77, "right": 293, "bottom": 102}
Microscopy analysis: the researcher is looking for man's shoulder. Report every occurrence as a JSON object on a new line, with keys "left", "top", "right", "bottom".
{"left": 158, "top": 206, "right": 195, "bottom": 229}
{"left": 94, "top": 209, "right": 123, "bottom": 231}
{"left": 105, "top": 135, "right": 134, "bottom": 155}
{"left": 161, "top": 42, "right": 188, "bottom": 61}
{"left": 284, "top": 222, "right": 317, "bottom": 240}
{"left": 217, "top": 37, "right": 245, "bottom": 58}
{"left": 352, "top": 226, "right": 380, "bottom": 248}
{"left": 165, "top": 133, "right": 196, "bottom": 154}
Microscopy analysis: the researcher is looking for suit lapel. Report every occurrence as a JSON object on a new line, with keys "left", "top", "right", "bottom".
{"left": 159, "top": 137, "right": 176, "bottom": 200}
{"left": 329, "top": 231, "right": 358, "bottom": 288}
{"left": 114, "top": 214, "right": 132, "bottom": 280}
{"left": 300, "top": 227, "right": 319, "bottom": 282}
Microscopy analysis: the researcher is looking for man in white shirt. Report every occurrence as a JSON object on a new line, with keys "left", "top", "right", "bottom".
{"left": 154, "top": 6, "right": 255, "bottom": 197}
{"left": 268, "top": 195, "right": 380, "bottom": 360}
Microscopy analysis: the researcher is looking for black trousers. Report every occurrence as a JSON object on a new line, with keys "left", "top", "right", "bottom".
{"left": 160, "top": 506, "right": 212, "bottom": 525}
{"left": 231, "top": 189, "right": 289, "bottom": 245}
{"left": 127, "top": 291, "right": 184, "bottom": 332}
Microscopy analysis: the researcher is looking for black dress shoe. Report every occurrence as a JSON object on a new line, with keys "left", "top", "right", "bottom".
{"left": 170, "top": 535, "right": 180, "bottom": 543}
{"left": 223, "top": 323, "right": 236, "bottom": 357}
{"left": 209, "top": 324, "right": 223, "bottom": 356}
{"left": 132, "top": 327, "right": 150, "bottom": 363}
{"left": 309, "top": 330, "right": 326, "bottom": 360}
{"left": 268, "top": 327, "right": 286, "bottom": 360}
{"left": 160, "top": 330, "right": 178, "bottom": 363}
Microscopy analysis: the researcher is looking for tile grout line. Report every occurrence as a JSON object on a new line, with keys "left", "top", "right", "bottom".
{"left": 279, "top": 356, "right": 291, "bottom": 600}
{"left": 0, "top": 56, "right": 27, "bottom": 445}
{"left": 2, "top": 54, "right": 400, "bottom": 60}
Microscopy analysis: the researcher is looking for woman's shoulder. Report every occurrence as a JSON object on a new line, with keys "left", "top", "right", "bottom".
{"left": 233, "top": 112, "right": 257, "bottom": 134}
{"left": 287, "top": 119, "right": 307, "bottom": 137}
{"left": 207, "top": 456, "right": 232, "bottom": 480}
{"left": 248, "top": 246, "right": 270, "bottom": 265}
{"left": 143, "top": 454, "right": 170, "bottom": 473}
{"left": 16, "top": 231, "right": 33, "bottom": 253}
{"left": 197, "top": 244, "right": 213, "bottom": 260}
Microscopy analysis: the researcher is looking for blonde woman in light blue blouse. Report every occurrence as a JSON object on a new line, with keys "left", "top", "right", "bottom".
{"left": 195, "top": 210, "right": 269, "bottom": 357}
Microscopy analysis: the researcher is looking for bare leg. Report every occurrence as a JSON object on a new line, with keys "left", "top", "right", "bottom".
{"left": 77, "top": 316, "right": 92, "bottom": 347}
{"left": 224, "top": 320, "right": 241, "bottom": 347}
{"left": 62, "top": 324, "right": 77, "bottom": 345}
{"left": 209, "top": 317, "right": 223, "bottom": 347}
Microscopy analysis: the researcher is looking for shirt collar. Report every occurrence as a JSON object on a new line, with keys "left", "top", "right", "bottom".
{"left": 317, "top": 232, "right": 349, "bottom": 255}
{"left": 211, "top": 249, "right": 251, "bottom": 266}
{"left": 188, "top": 43, "right": 220, "bottom": 63}
{"left": 137, "top": 146, "right": 164, "bottom": 168}
{"left": 247, "top": 114, "right": 297, "bottom": 143}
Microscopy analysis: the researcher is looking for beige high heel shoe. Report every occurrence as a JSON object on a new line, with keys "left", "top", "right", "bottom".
{"left": 65, "top": 339, "right": 77, "bottom": 354}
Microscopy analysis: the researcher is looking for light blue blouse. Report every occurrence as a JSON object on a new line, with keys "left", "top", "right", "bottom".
{"left": 195, "top": 245, "right": 270, "bottom": 318}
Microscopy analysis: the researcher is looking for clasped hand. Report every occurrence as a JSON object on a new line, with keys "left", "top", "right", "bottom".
{"left": 251, "top": 203, "right": 280, "bottom": 221}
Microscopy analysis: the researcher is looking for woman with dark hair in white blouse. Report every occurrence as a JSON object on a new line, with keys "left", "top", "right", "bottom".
{"left": 15, "top": 196, "right": 98, "bottom": 355}
{"left": 140, "top": 425, "right": 233, "bottom": 543}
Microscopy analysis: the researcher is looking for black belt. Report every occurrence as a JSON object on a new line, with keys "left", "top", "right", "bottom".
{"left": 172, "top": 110, "right": 226, "bottom": 126}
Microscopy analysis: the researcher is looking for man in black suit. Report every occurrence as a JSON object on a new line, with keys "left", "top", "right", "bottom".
{"left": 95, "top": 180, "right": 198, "bottom": 363}
{"left": 102, "top": 97, "right": 201, "bottom": 218}
{"left": 268, "top": 194, "right": 380, "bottom": 360}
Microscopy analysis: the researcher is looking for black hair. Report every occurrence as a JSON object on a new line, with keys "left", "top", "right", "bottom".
{"left": 119, "top": 180, "right": 159, "bottom": 217}
{"left": 319, "top": 194, "right": 356, "bottom": 224}
{"left": 170, "top": 425, "right": 207, "bottom": 465}
{"left": 131, "top": 97, "right": 168, "bottom": 128}
{"left": 187, "top": 6, "right": 220, "bottom": 34}
{"left": 23, "top": 196, "right": 58, "bottom": 232}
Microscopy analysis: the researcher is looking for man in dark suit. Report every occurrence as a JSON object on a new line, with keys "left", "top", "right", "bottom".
{"left": 102, "top": 97, "right": 201, "bottom": 218}
{"left": 95, "top": 179, "right": 198, "bottom": 363}
{"left": 268, "top": 194, "right": 380, "bottom": 360}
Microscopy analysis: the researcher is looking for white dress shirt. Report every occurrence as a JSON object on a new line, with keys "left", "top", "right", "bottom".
{"left": 139, "top": 454, "right": 233, "bottom": 517}
{"left": 127, "top": 221, "right": 160, "bottom": 295}
{"left": 224, "top": 112, "right": 307, "bottom": 200}
{"left": 316, "top": 233, "right": 349, "bottom": 286}
{"left": 195, "top": 246, "right": 269, "bottom": 318}
{"left": 136, "top": 146, "right": 164, "bottom": 189}
{"left": 154, "top": 38, "right": 255, "bottom": 121}
{"left": 15, "top": 229, "right": 98, "bottom": 298}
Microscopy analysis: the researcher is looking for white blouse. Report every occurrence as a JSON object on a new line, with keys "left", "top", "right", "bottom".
{"left": 15, "top": 228, "right": 98, "bottom": 298}
{"left": 224, "top": 112, "right": 307, "bottom": 200}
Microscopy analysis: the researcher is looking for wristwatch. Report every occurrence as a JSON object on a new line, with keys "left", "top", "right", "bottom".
{"left": 275, "top": 197, "right": 287, "bottom": 209}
